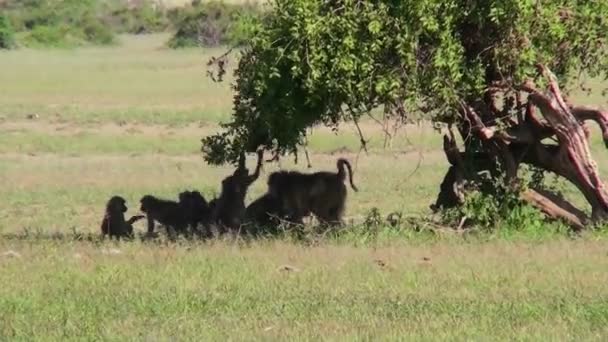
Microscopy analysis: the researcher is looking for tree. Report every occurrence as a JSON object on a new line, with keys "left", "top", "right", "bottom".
{"left": 202, "top": 0, "right": 608, "bottom": 229}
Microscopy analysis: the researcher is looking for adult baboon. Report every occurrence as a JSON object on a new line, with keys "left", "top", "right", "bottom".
{"left": 140, "top": 195, "right": 188, "bottom": 238}
{"left": 208, "top": 197, "right": 218, "bottom": 213}
{"left": 101, "top": 196, "right": 144, "bottom": 240}
{"left": 267, "top": 158, "right": 358, "bottom": 226}
{"left": 178, "top": 190, "right": 212, "bottom": 237}
{"left": 212, "top": 150, "right": 263, "bottom": 233}
{"left": 245, "top": 193, "right": 283, "bottom": 234}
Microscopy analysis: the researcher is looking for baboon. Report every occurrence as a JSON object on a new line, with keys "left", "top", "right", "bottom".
{"left": 208, "top": 197, "right": 218, "bottom": 213}
{"left": 267, "top": 158, "right": 358, "bottom": 226}
{"left": 178, "top": 190, "right": 212, "bottom": 237}
{"left": 245, "top": 193, "right": 283, "bottom": 234}
{"left": 211, "top": 150, "right": 263, "bottom": 233}
{"left": 139, "top": 195, "right": 188, "bottom": 238}
{"left": 101, "top": 196, "right": 144, "bottom": 239}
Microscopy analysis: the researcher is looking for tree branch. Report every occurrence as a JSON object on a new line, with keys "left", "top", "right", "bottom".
{"left": 571, "top": 106, "right": 608, "bottom": 147}
{"left": 521, "top": 188, "right": 586, "bottom": 231}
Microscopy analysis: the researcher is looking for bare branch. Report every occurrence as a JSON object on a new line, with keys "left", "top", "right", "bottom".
{"left": 352, "top": 117, "right": 369, "bottom": 153}
{"left": 571, "top": 106, "right": 608, "bottom": 147}
{"left": 521, "top": 188, "right": 587, "bottom": 231}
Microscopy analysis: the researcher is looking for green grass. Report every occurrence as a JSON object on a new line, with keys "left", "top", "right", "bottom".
{"left": 2, "top": 239, "right": 608, "bottom": 340}
{"left": 0, "top": 34, "right": 234, "bottom": 124}
{"left": 2, "top": 33, "right": 608, "bottom": 339}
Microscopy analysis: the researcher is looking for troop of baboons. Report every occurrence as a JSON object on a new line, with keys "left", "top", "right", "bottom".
{"left": 100, "top": 150, "right": 358, "bottom": 240}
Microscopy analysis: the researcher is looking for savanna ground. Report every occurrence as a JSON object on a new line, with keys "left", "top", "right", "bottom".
{"left": 1, "top": 34, "right": 608, "bottom": 340}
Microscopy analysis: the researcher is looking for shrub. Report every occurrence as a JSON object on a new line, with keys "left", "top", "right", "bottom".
{"left": 167, "top": 1, "right": 261, "bottom": 48}
{"left": 0, "top": 14, "right": 16, "bottom": 49}
{"left": 23, "top": 25, "right": 71, "bottom": 47}
{"left": 81, "top": 18, "right": 115, "bottom": 45}
{"left": 105, "top": 2, "right": 169, "bottom": 34}
{"left": 4, "top": 0, "right": 116, "bottom": 47}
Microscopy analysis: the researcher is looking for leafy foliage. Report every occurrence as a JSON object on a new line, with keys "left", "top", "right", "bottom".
{"left": 167, "top": 1, "right": 262, "bottom": 49}
{"left": 0, "top": 14, "right": 16, "bottom": 49}
{"left": 1, "top": 0, "right": 260, "bottom": 49}
{"left": 203, "top": 0, "right": 608, "bottom": 164}
{"left": 441, "top": 185, "right": 543, "bottom": 232}
{"left": 104, "top": 1, "right": 170, "bottom": 34}
{"left": 3, "top": 0, "right": 116, "bottom": 47}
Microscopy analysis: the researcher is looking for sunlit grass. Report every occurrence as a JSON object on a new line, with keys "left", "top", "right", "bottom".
{"left": 0, "top": 34, "right": 234, "bottom": 123}
{"left": 1, "top": 239, "right": 608, "bottom": 340}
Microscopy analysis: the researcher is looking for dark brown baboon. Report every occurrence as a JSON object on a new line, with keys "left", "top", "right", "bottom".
{"left": 101, "top": 196, "right": 144, "bottom": 240}
{"left": 212, "top": 150, "right": 263, "bottom": 233}
{"left": 245, "top": 193, "right": 283, "bottom": 233}
{"left": 208, "top": 197, "right": 218, "bottom": 213}
{"left": 178, "top": 190, "right": 212, "bottom": 237}
{"left": 267, "top": 158, "right": 358, "bottom": 226}
{"left": 140, "top": 195, "right": 188, "bottom": 238}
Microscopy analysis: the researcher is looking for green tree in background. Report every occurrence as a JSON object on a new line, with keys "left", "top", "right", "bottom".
{"left": 203, "top": 0, "right": 608, "bottom": 229}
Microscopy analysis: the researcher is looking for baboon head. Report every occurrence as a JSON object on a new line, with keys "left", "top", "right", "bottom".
{"left": 139, "top": 195, "right": 155, "bottom": 213}
{"left": 107, "top": 196, "right": 128, "bottom": 215}
{"left": 179, "top": 190, "right": 209, "bottom": 214}
{"left": 178, "top": 191, "right": 191, "bottom": 204}
{"left": 178, "top": 190, "right": 205, "bottom": 206}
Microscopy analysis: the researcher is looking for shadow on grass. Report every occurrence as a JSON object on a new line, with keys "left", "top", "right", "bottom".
{"left": 0, "top": 217, "right": 444, "bottom": 247}
{"left": 1, "top": 228, "right": 102, "bottom": 243}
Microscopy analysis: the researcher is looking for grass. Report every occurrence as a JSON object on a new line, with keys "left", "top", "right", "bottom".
{"left": 0, "top": 34, "right": 233, "bottom": 124}
{"left": 1, "top": 33, "right": 608, "bottom": 339}
{"left": 2, "top": 239, "right": 608, "bottom": 340}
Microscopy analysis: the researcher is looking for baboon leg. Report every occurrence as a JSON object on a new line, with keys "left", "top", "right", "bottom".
{"left": 146, "top": 216, "right": 155, "bottom": 234}
{"left": 200, "top": 223, "right": 214, "bottom": 239}
{"left": 315, "top": 202, "right": 345, "bottom": 227}
{"left": 284, "top": 195, "right": 310, "bottom": 226}
{"left": 190, "top": 223, "right": 203, "bottom": 239}
{"left": 165, "top": 225, "right": 178, "bottom": 241}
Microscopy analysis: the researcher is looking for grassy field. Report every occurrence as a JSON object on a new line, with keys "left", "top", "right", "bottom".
{"left": 2, "top": 239, "right": 608, "bottom": 340}
{"left": 1, "top": 34, "right": 608, "bottom": 340}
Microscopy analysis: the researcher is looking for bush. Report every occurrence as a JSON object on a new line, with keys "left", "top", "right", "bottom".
{"left": 105, "top": 2, "right": 169, "bottom": 34}
{"left": 23, "top": 25, "right": 71, "bottom": 47}
{"left": 21, "top": 20, "right": 115, "bottom": 48}
{"left": 167, "top": 1, "right": 261, "bottom": 48}
{"left": 81, "top": 18, "right": 115, "bottom": 45}
{"left": 0, "top": 14, "right": 16, "bottom": 49}
{"left": 3, "top": 0, "right": 116, "bottom": 47}
{"left": 2, "top": 0, "right": 260, "bottom": 48}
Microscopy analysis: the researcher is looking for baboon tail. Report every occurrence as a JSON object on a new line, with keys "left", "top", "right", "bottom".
{"left": 337, "top": 159, "right": 358, "bottom": 192}
{"left": 127, "top": 215, "right": 145, "bottom": 225}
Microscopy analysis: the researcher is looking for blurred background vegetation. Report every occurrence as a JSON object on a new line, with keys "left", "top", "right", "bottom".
{"left": 0, "top": 0, "right": 262, "bottom": 49}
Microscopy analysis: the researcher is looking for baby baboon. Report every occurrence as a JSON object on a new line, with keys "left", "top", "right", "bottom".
{"left": 267, "top": 158, "right": 358, "bottom": 226}
{"left": 178, "top": 190, "right": 212, "bottom": 237}
{"left": 140, "top": 195, "right": 188, "bottom": 238}
{"left": 101, "top": 196, "right": 144, "bottom": 240}
{"left": 212, "top": 150, "right": 263, "bottom": 233}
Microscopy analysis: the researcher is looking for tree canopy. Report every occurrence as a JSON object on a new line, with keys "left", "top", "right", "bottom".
{"left": 203, "top": 0, "right": 608, "bottom": 164}
{"left": 203, "top": 0, "right": 608, "bottom": 229}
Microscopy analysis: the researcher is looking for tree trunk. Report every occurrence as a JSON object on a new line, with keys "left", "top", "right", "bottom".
{"left": 434, "top": 65, "right": 608, "bottom": 229}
